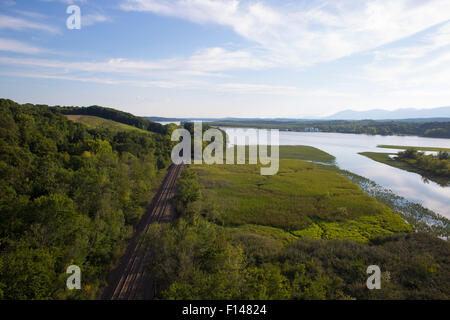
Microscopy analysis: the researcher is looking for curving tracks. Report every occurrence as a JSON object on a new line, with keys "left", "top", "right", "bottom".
{"left": 101, "top": 164, "right": 184, "bottom": 300}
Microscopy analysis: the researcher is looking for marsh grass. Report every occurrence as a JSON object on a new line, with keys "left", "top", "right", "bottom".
{"left": 192, "top": 146, "right": 411, "bottom": 243}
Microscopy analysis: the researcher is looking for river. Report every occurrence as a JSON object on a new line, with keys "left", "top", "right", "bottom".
{"left": 222, "top": 129, "right": 450, "bottom": 219}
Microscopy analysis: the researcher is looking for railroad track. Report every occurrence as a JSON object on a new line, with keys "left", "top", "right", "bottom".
{"left": 102, "top": 164, "right": 184, "bottom": 300}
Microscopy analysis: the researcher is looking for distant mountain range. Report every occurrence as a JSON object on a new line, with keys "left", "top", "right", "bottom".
{"left": 146, "top": 107, "right": 450, "bottom": 122}
{"left": 325, "top": 107, "right": 450, "bottom": 120}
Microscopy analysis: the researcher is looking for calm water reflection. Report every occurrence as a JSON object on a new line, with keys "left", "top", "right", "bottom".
{"left": 224, "top": 129, "right": 450, "bottom": 219}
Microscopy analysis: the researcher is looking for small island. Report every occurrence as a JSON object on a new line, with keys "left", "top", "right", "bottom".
{"left": 360, "top": 145, "right": 450, "bottom": 187}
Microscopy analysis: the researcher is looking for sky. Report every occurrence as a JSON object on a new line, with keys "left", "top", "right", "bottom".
{"left": 0, "top": 0, "right": 450, "bottom": 118}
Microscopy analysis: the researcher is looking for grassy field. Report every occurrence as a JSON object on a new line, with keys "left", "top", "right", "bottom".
{"left": 360, "top": 151, "right": 449, "bottom": 186}
{"left": 377, "top": 145, "right": 450, "bottom": 152}
{"left": 224, "top": 145, "right": 335, "bottom": 164}
{"left": 192, "top": 146, "right": 411, "bottom": 244}
{"left": 66, "top": 115, "right": 152, "bottom": 134}
{"left": 278, "top": 145, "right": 335, "bottom": 163}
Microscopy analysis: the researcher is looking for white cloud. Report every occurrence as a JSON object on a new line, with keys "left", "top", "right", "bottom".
{"left": 120, "top": 0, "right": 450, "bottom": 68}
{"left": 13, "top": 10, "right": 47, "bottom": 20}
{"left": 0, "top": 38, "right": 42, "bottom": 54}
{"left": 0, "top": 46, "right": 302, "bottom": 94}
{"left": 82, "top": 13, "right": 110, "bottom": 27}
{"left": 2, "top": 0, "right": 449, "bottom": 109}
{"left": 0, "top": 14, "right": 59, "bottom": 33}
{"left": 186, "top": 47, "right": 272, "bottom": 72}
{"left": 0, "top": 68, "right": 360, "bottom": 99}
{"left": 0, "top": 70, "right": 197, "bottom": 88}
{"left": 366, "top": 21, "right": 450, "bottom": 89}
{"left": 0, "top": 46, "right": 269, "bottom": 76}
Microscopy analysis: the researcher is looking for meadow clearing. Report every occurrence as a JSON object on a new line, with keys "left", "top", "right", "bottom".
{"left": 66, "top": 115, "right": 153, "bottom": 135}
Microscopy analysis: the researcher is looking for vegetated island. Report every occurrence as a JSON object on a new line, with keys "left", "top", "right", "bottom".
{"left": 377, "top": 145, "right": 450, "bottom": 152}
{"left": 360, "top": 146, "right": 450, "bottom": 187}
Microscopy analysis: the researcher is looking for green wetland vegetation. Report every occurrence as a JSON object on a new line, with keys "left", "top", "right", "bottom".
{"left": 146, "top": 145, "right": 450, "bottom": 300}
{"left": 360, "top": 148, "right": 450, "bottom": 187}
{"left": 1, "top": 98, "right": 449, "bottom": 300}
{"left": 278, "top": 145, "right": 335, "bottom": 163}
{"left": 193, "top": 159, "right": 411, "bottom": 242}
{"left": 340, "top": 170, "right": 449, "bottom": 238}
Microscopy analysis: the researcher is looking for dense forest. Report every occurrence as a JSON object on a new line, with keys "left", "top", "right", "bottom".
{"left": 0, "top": 99, "right": 172, "bottom": 299}
{"left": 208, "top": 119, "right": 450, "bottom": 138}
{"left": 146, "top": 169, "right": 450, "bottom": 300}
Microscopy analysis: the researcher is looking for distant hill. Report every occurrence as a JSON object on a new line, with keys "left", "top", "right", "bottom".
{"left": 326, "top": 107, "right": 450, "bottom": 120}
{"left": 56, "top": 105, "right": 167, "bottom": 134}
{"left": 145, "top": 116, "right": 318, "bottom": 122}
{"left": 147, "top": 108, "right": 450, "bottom": 123}
{"left": 66, "top": 115, "right": 152, "bottom": 134}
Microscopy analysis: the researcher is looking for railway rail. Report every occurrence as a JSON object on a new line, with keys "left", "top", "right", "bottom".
{"left": 101, "top": 164, "right": 184, "bottom": 300}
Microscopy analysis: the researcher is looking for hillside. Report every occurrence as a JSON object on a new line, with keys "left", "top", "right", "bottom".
{"left": 326, "top": 107, "right": 450, "bottom": 120}
{"left": 65, "top": 115, "right": 152, "bottom": 135}
{"left": 0, "top": 99, "right": 172, "bottom": 299}
{"left": 56, "top": 104, "right": 166, "bottom": 134}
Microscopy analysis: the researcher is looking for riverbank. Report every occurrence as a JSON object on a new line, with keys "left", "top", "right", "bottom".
{"left": 222, "top": 128, "right": 450, "bottom": 217}
{"left": 359, "top": 151, "right": 449, "bottom": 187}
{"left": 377, "top": 145, "right": 450, "bottom": 152}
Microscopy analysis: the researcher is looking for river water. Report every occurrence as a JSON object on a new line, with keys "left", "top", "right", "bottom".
{"left": 222, "top": 129, "right": 450, "bottom": 219}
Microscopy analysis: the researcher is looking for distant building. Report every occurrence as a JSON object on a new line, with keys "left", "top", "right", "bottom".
{"left": 304, "top": 127, "right": 320, "bottom": 132}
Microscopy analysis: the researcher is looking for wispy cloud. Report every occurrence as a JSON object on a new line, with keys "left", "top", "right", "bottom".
{"left": 365, "top": 21, "right": 450, "bottom": 88}
{"left": 0, "top": 70, "right": 195, "bottom": 88}
{"left": 0, "top": 48, "right": 300, "bottom": 94}
{"left": 0, "top": 68, "right": 359, "bottom": 99}
{"left": 2, "top": 0, "right": 450, "bottom": 111}
{"left": 0, "top": 45, "right": 270, "bottom": 77}
{"left": 120, "top": 0, "right": 450, "bottom": 68}
{"left": 13, "top": 9, "right": 47, "bottom": 20}
{"left": 0, "top": 13, "right": 60, "bottom": 33}
{"left": 82, "top": 13, "right": 110, "bottom": 27}
{"left": 0, "top": 38, "right": 43, "bottom": 54}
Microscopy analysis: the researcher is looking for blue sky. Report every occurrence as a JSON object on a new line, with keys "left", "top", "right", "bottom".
{"left": 0, "top": 0, "right": 450, "bottom": 117}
